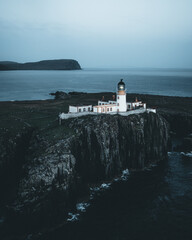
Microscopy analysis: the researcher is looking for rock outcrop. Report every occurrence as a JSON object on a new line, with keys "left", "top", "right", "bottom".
{"left": 49, "top": 91, "right": 87, "bottom": 100}
{"left": 49, "top": 91, "right": 71, "bottom": 100}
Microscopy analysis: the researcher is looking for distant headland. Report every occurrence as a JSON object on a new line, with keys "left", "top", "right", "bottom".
{"left": 0, "top": 59, "right": 81, "bottom": 70}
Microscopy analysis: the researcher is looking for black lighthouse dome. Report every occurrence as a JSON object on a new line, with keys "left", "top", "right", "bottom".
{"left": 118, "top": 79, "right": 125, "bottom": 90}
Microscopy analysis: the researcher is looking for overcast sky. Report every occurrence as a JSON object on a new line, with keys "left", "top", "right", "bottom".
{"left": 0, "top": 0, "right": 192, "bottom": 68}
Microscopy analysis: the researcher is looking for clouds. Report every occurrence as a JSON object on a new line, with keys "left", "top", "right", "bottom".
{"left": 0, "top": 0, "right": 192, "bottom": 67}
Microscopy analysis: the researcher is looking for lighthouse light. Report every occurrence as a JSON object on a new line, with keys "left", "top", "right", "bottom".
{"left": 118, "top": 79, "right": 125, "bottom": 91}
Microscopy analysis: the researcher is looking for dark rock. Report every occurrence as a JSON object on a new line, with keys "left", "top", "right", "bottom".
{"left": 49, "top": 91, "right": 70, "bottom": 100}
{"left": 0, "top": 127, "right": 33, "bottom": 193}
{"left": 173, "top": 137, "right": 192, "bottom": 152}
{"left": 68, "top": 92, "right": 87, "bottom": 95}
{"left": 159, "top": 112, "right": 192, "bottom": 136}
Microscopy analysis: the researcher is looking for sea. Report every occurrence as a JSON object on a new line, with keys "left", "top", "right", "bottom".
{"left": 46, "top": 152, "right": 192, "bottom": 240}
{"left": 0, "top": 68, "right": 192, "bottom": 101}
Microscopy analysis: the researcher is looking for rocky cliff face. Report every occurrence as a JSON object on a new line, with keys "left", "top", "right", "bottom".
{"left": 14, "top": 113, "right": 169, "bottom": 210}
{"left": 1, "top": 112, "right": 169, "bottom": 237}
{"left": 159, "top": 111, "right": 192, "bottom": 137}
{"left": 71, "top": 113, "right": 169, "bottom": 182}
{"left": 0, "top": 126, "right": 33, "bottom": 193}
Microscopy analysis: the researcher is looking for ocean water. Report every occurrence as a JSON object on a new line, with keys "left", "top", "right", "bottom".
{"left": 48, "top": 152, "right": 192, "bottom": 240}
{"left": 0, "top": 68, "right": 192, "bottom": 101}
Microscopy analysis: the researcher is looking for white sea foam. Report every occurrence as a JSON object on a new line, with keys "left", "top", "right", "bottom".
{"left": 121, "top": 169, "right": 129, "bottom": 181}
{"left": 90, "top": 183, "right": 111, "bottom": 192}
{"left": 100, "top": 183, "right": 112, "bottom": 189}
{"left": 89, "top": 182, "right": 112, "bottom": 199}
{"left": 76, "top": 202, "right": 90, "bottom": 212}
{"left": 181, "top": 152, "right": 192, "bottom": 158}
{"left": 67, "top": 213, "right": 80, "bottom": 222}
{"left": 168, "top": 152, "right": 173, "bottom": 156}
{"left": 67, "top": 203, "right": 90, "bottom": 222}
{"left": 114, "top": 178, "right": 120, "bottom": 182}
{"left": 68, "top": 169, "right": 130, "bottom": 222}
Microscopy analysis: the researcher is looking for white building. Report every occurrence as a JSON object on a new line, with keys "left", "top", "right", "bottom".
{"left": 68, "top": 79, "right": 147, "bottom": 114}
{"left": 127, "top": 98, "right": 146, "bottom": 110}
{"left": 69, "top": 105, "right": 92, "bottom": 113}
{"left": 93, "top": 79, "right": 146, "bottom": 113}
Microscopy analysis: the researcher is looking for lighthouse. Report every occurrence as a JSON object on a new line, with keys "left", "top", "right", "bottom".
{"left": 116, "top": 79, "right": 127, "bottom": 112}
{"left": 67, "top": 78, "right": 149, "bottom": 116}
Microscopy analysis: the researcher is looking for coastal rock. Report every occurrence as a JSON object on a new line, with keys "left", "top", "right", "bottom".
{"left": 49, "top": 91, "right": 87, "bottom": 100}
{"left": 49, "top": 91, "right": 70, "bottom": 100}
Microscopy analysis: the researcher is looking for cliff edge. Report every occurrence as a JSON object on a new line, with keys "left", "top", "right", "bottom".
{"left": 0, "top": 113, "right": 168, "bottom": 235}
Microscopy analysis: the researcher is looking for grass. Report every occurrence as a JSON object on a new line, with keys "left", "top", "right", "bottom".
{"left": 0, "top": 93, "right": 191, "bottom": 141}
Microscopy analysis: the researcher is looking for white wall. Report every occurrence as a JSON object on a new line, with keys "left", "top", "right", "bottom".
{"left": 69, "top": 105, "right": 92, "bottom": 113}
{"left": 69, "top": 106, "right": 78, "bottom": 113}
{"left": 117, "top": 93, "right": 127, "bottom": 112}
{"left": 93, "top": 105, "right": 117, "bottom": 113}
{"left": 93, "top": 107, "right": 98, "bottom": 113}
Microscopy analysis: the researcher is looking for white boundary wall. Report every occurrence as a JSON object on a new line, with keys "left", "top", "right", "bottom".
{"left": 59, "top": 108, "right": 156, "bottom": 120}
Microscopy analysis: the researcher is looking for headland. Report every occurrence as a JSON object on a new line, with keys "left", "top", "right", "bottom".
{"left": 0, "top": 59, "right": 81, "bottom": 71}
{"left": 0, "top": 92, "right": 191, "bottom": 239}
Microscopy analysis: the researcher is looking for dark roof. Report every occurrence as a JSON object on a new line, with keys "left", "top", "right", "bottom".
{"left": 118, "top": 79, "right": 125, "bottom": 85}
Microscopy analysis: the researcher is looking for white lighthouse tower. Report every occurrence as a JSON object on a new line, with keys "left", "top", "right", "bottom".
{"left": 116, "top": 79, "right": 127, "bottom": 112}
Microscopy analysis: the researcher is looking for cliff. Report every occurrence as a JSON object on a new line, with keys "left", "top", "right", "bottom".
{"left": 0, "top": 59, "right": 81, "bottom": 70}
{"left": 0, "top": 112, "right": 169, "bottom": 238}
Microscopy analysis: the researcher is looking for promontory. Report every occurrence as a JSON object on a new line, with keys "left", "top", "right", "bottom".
{"left": 0, "top": 93, "right": 191, "bottom": 240}
{"left": 0, "top": 59, "right": 81, "bottom": 70}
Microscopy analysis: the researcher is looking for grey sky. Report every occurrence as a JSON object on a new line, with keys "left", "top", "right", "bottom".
{"left": 0, "top": 0, "right": 192, "bottom": 68}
